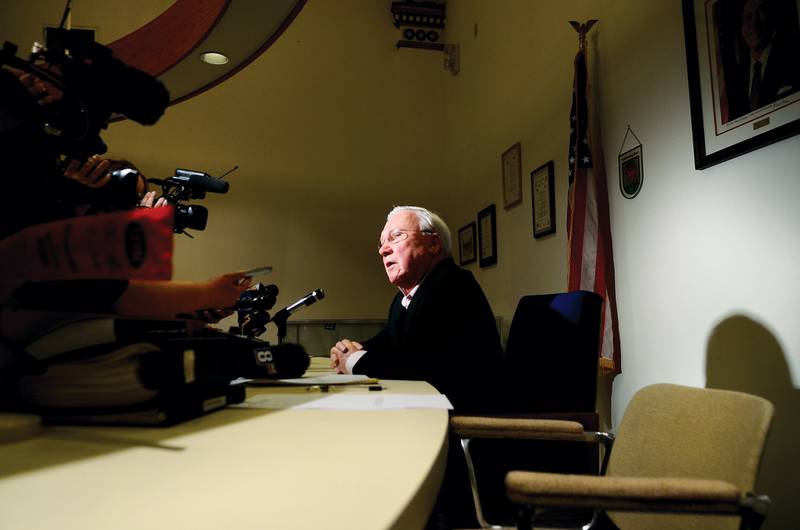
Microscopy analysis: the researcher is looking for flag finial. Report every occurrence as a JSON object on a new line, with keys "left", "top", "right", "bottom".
{"left": 568, "top": 20, "right": 598, "bottom": 49}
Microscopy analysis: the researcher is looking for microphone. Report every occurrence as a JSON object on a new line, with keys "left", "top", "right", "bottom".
{"left": 149, "top": 170, "right": 229, "bottom": 196}
{"left": 280, "top": 289, "right": 325, "bottom": 316}
{"left": 139, "top": 335, "right": 310, "bottom": 384}
{"left": 171, "top": 169, "right": 230, "bottom": 194}
{"left": 251, "top": 342, "right": 310, "bottom": 379}
{"left": 271, "top": 289, "right": 325, "bottom": 343}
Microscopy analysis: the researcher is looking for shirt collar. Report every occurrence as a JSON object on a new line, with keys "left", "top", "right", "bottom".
{"left": 400, "top": 284, "right": 420, "bottom": 309}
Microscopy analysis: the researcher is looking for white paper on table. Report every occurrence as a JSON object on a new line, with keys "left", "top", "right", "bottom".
{"left": 274, "top": 374, "right": 375, "bottom": 385}
{"left": 230, "top": 374, "right": 373, "bottom": 386}
{"left": 231, "top": 393, "right": 453, "bottom": 410}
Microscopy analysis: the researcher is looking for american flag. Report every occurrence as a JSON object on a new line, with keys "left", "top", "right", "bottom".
{"left": 566, "top": 35, "right": 621, "bottom": 374}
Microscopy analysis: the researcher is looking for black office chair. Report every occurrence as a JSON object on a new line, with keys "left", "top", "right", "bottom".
{"left": 502, "top": 290, "right": 603, "bottom": 413}
{"left": 450, "top": 290, "right": 604, "bottom": 528}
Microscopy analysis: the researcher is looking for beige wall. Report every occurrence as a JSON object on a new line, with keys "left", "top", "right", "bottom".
{"left": 2, "top": 1, "right": 797, "bottom": 528}
{"left": 443, "top": 2, "right": 799, "bottom": 529}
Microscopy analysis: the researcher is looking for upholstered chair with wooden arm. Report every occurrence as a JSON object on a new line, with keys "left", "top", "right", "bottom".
{"left": 504, "top": 383, "right": 773, "bottom": 530}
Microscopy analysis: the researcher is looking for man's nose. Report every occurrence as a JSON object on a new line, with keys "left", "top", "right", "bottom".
{"left": 378, "top": 243, "right": 392, "bottom": 256}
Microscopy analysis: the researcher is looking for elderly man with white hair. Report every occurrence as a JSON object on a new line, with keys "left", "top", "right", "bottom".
{"left": 330, "top": 205, "right": 501, "bottom": 413}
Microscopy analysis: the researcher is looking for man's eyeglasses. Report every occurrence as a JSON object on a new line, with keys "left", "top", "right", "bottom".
{"left": 379, "top": 229, "right": 434, "bottom": 248}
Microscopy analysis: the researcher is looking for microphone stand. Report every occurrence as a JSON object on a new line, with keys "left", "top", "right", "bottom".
{"left": 270, "top": 289, "right": 325, "bottom": 344}
{"left": 270, "top": 308, "right": 291, "bottom": 344}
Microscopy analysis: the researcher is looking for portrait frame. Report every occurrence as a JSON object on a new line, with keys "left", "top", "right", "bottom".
{"left": 501, "top": 142, "right": 522, "bottom": 209}
{"left": 530, "top": 160, "right": 556, "bottom": 239}
{"left": 457, "top": 222, "right": 477, "bottom": 266}
{"left": 477, "top": 204, "right": 497, "bottom": 268}
{"left": 618, "top": 145, "right": 643, "bottom": 199}
{"left": 682, "top": 0, "right": 800, "bottom": 169}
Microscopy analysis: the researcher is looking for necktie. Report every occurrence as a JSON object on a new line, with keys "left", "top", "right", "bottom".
{"left": 401, "top": 293, "right": 413, "bottom": 309}
{"left": 749, "top": 61, "right": 762, "bottom": 111}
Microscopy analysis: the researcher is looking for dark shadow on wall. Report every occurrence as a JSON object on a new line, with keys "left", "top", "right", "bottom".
{"left": 706, "top": 315, "right": 799, "bottom": 530}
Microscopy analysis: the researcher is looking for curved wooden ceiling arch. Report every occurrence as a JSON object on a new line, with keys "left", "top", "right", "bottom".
{"left": 105, "top": 0, "right": 306, "bottom": 106}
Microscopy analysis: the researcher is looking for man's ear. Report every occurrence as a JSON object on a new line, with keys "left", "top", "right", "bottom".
{"left": 428, "top": 234, "right": 442, "bottom": 254}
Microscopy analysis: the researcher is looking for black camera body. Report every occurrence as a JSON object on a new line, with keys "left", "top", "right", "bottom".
{"left": 149, "top": 169, "right": 229, "bottom": 234}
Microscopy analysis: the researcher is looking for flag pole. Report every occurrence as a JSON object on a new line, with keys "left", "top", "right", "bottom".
{"left": 568, "top": 19, "right": 597, "bottom": 49}
{"left": 565, "top": 18, "right": 622, "bottom": 375}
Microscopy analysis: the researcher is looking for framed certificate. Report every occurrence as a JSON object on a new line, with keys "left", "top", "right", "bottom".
{"left": 457, "top": 222, "right": 477, "bottom": 266}
{"left": 502, "top": 142, "right": 522, "bottom": 209}
{"left": 477, "top": 204, "right": 497, "bottom": 268}
{"left": 531, "top": 160, "right": 555, "bottom": 239}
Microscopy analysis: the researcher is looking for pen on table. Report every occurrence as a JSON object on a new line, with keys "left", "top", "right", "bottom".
{"left": 304, "top": 382, "right": 384, "bottom": 392}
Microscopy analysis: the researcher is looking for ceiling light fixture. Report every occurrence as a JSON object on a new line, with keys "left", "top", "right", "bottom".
{"left": 200, "top": 51, "right": 229, "bottom": 65}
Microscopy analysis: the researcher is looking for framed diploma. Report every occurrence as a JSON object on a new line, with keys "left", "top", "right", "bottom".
{"left": 501, "top": 142, "right": 522, "bottom": 209}
{"left": 530, "top": 160, "right": 555, "bottom": 239}
{"left": 457, "top": 222, "right": 477, "bottom": 266}
{"left": 477, "top": 204, "right": 497, "bottom": 268}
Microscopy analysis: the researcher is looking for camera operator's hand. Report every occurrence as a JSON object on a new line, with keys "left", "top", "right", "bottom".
{"left": 204, "top": 272, "right": 253, "bottom": 309}
{"left": 5, "top": 66, "right": 62, "bottom": 105}
{"left": 182, "top": 309, "right": 235, "bottom": 336}
{"left": 64, "top": 155, "right": 111, "bottom": 188}
{"left": 138, "top": 190, "right": 168, "bottom": 208}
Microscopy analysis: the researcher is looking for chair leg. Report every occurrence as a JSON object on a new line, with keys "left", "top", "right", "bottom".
{"left": 581, "top": 509, "right": 603, "bottom": 530}
{"left": 739, "top": 494, "right": 771, "bottom": 530}
{"left": 459, "top": 437, "right": 504, "bottom": 529}
{"left": 515, "top": 506, "right": 533, "bottom": 530}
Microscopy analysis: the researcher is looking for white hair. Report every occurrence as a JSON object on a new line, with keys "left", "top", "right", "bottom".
{"left": 388, "top": 205, "right": 452, "bottom": 256}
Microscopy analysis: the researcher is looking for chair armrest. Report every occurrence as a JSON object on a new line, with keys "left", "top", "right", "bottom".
{"left": 505, "top": 471, "right": 747, "bottom": 513}
{"left": 451, "top": 415, "right": 600, "bottom": 442}
{"left": 450, "top": 415, "right": 583, "bottom": 439}
{"left": 449, "top": 416, "right": 614, "bottom": 530}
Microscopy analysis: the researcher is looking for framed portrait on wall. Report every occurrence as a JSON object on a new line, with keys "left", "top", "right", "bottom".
{"left": 477, "top": 204, "right": 497, "bottom": 268}
{"left": 682, "top": 0, "right": 800, "bottom": 169}
{"left": 457, "top": 222, "right": 477, "bottom": 265}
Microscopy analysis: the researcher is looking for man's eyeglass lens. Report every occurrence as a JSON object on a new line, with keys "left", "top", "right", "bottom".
{"left": 379, "top": 230, "right": 433, "bottom": 247}
{"left": 380, "top": 230, "right": 410, "bottom": 247}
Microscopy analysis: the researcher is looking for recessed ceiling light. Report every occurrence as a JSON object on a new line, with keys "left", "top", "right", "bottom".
{"left": 200, "top": 52, "right": 229, "bottom": 65}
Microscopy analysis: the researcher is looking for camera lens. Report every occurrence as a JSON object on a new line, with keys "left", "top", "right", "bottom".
{"left": 173, "top": 204, "right": 208, "bottom": 232}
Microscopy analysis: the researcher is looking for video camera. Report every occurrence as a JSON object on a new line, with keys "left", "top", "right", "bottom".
{"left": 0, "top": 27, "right": 169, "bottom": 234}
{"left": 149, "top": 168, "right": 231, "bottom": 234}
{"left": 0, "top": 30, "right": 169, "bottom": 162}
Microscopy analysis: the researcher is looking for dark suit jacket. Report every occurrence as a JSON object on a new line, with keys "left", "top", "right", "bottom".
{"left": 728, "top": 32, "right": 800, "bottom": 120}
{"left": 353, "top": 257, "right": 502, "bottom": 412}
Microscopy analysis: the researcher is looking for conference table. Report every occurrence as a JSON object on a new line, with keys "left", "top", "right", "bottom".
{"left": 0, "top": 359, "right": 450, "bottom": 530}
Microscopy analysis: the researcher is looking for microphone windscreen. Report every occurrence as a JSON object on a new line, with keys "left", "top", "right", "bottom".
{"left": 189, "top": 172, "right": 229, "bottom": 194}
{"left": 173, "top": 170, "right": 229, "bottom": 194}
{"left": 268, "top": 343, "right": 310, "bottom": 379}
